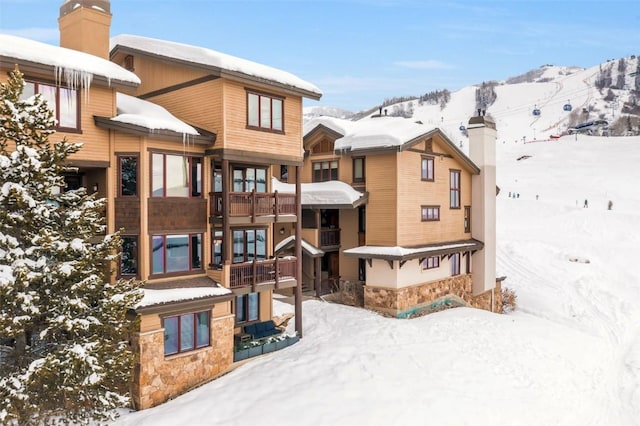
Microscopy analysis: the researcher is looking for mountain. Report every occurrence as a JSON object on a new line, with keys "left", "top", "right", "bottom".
{"left": 312, "top": 56, "right": 640, "bottom": 142}
{"left": 303, "top": 105, "right": 355, "bottom": 121}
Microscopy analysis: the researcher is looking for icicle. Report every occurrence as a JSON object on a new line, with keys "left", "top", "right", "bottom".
{"left": 53, "top": 66, "right": 94, "bottom": 104}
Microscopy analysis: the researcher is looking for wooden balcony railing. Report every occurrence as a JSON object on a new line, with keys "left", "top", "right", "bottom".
{"left": 210, "top": 191, "right": 296, "bottom": 219}
{"left": 320, "top": 228, "right": 341, "bottom": 247}
{"left": 229, "top": 257, "right": 297, "bottom": 290}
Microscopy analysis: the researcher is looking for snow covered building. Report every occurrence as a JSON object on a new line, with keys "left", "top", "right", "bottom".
{"left": 1, "top": 0, "right": 320, "bottom": 410}
{"left": 296, "top": 115, "right": 501, "bottom": 317}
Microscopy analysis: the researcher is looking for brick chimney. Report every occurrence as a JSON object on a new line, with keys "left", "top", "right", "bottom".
{"left": 467, "top": 115, "right": 497, "bottom": 295}
{"left": 59, "top": 0, "right": 112, "bottom": 59}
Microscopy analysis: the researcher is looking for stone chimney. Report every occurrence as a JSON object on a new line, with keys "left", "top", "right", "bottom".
{"left": 467, "top": 115, "right": 497, "bottom": 295}
{"left": 59, "top": 0, "right": 112, "bottom": 59}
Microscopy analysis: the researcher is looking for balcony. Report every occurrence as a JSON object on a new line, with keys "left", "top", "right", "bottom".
{"left": 320, "top": 228, "right": 341, "bottom": 248}
{"left": 210, "top": 191, "right": 296, "bottom": 224}
{"left": 229, "top": 257, "right": 297, "bottom": 291}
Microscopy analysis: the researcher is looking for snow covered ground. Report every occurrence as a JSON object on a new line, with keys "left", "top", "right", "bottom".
{"left": 114, "top": 133, "right": 640, "bottom": 425}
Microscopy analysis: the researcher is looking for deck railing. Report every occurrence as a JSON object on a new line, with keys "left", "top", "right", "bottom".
{"left": 210, "top": 191, "right": 296, "bottom": 219}
{"left": 229, "top": 257, "right": 296, "bottom": 289}
{"left": 320, "top": 228, "right": 341, "bottom": 247}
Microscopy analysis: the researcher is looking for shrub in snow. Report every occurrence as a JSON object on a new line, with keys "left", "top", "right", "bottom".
{"left": 501, "top": 287, "right": 518, "bottom": 313}
{"left": 0, "top": 67, "right": 142, "bottom": 425}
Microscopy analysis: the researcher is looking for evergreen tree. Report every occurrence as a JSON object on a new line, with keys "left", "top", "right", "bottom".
{"left": 0, "top": 68, "right": 142, "bottom": 424}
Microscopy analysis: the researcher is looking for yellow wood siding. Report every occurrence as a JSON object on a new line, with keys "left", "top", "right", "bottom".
{"left": 364, "top": 153, "right": 398, "bottom": 246}
{"left": 338, "top": 209, "right": 359, "bottom": 281}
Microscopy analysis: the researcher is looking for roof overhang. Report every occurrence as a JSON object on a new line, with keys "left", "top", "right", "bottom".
{"left": 303, "top": 191, "right": 369, "bottom": 210}
{"left": 343, "top": 239, "right": 484, "bottom": 262}
{"left": 94, "top": 116, "right": 216, "bottom": 145}
{"left": 274, "top": 236, "right": 324, "bottom": 258}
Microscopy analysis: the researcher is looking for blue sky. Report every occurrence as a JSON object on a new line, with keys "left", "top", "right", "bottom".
{"left": 1, "top": 0, "right": 639, "bottom": 112}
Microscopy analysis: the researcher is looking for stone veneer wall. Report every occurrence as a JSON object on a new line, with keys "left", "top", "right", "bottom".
{"left": 131, "top": 314, "right": 235, "bottom": 410}
{"left": 364, "top": 274, "right": 502, "bottom": 317}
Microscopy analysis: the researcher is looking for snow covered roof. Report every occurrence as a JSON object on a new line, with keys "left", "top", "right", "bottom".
{"left": 136, "top": 285, "right": 232, "bottom": 312}
{"left": 274, "top": 236, "right": 324, "bottom": 258}
{"left": 110, "top": 34, "right": 322, "bottom": 100}
{"left": 343, "top": 239, "right": 484, "bottom": 261}
{"left": 272, "top": 177, "right": 368, "bottom": 208}
{"left": 113, "top": 92, "right": 199, "bottom": 135}
{"left": 0, "top": 34, "right": 140, "bottom": 89}
{"left": 94, "top": 92, "right": 216, "bottom": 143}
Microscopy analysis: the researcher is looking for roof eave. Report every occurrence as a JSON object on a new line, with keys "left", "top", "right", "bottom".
{"left": 135, "top": 292, "right": 234, "bottom": 315}
{"left": 94, "top": 116, "right": 216, "bottom": 145}
{"left": 343, "top": 239, "right": 484, "bottom": 261}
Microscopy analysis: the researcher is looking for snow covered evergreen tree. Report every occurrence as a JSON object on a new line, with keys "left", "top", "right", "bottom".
{"left": 0, "top": 68, "right": 142, "bottom": 424}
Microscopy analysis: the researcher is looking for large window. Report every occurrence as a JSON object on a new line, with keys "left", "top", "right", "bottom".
{"left": 20, "top": 80, "right": 79, "bottom": 130}
{"left": 421, "top": 206, "right": 440, "bottom": 221}
{"left": 450, "top": 170, "right": 461, "bottom": 209}
{"left": 236, "top": 293, "right": 259, "bottom": 323}
{"left": 152, "top": 234, "right": 202, "bottom": 275}
{"left": 421, "top": 156, "right": 434, "bottom": 181}
{"left": 232, "top": 229, "right": 266, "bottom": 263}
{"left": 163, "top": 311, "right": 210, "bottom": 356}
{"left": 233, "top": 167, "right": 267, "bottom": 193}
{"left": 353, "top": 157, "right": 365, "bottom": 183}
{"left": 313, "top": 160, "right": 338, "bottom": 182}
{"left": 120, "top": 236, "right": 138, "bottom": 276}
{"left": 450, "top": 253, "right": 461, "bottom": 276}
{"left": 152, "top": 153, "right": 202, "bottom": 198}
{"left": 247, "top": 91, "right": 283, "bottom": 131}
{"left": 119, "top": 156, "right": 138, "bottom": 197}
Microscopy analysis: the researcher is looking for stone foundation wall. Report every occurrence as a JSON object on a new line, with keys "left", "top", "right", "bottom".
{"left": 364, "top": 275, "right": 502, "bottom": 317}
{"left": 131, "top": 314, "right": 235, "bottom": 410}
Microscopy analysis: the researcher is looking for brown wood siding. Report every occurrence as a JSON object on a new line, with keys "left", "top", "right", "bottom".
{"left": 338, "top": 209, "right": 360, "bottom": 281}
{"left": 221, "top": 80, "right": 303, "bottom": 161}
{"left": 148, "top": 198, "right": 207, "bottom": 233}
{"left": 364, "top": 153, "right": 397, "bottom": 246}
{"left": 115, "top": 198, "right": 141, "bottom": 233}
{"left": 396, "top": 139, "right": 472, "bottom": 246}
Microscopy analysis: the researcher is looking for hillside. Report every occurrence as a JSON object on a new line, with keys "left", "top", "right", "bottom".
{"left": 310, "top": 56, "right": 640, "bottom": 142}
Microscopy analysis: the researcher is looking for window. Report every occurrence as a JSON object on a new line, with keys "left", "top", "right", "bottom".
{"left": 353, "top": 157, "right": 365, "bottom": 183}
{"left": 358, "top": 258, "right": 367, "bottom": 281}
{"left": 421, "top": 206, "right": 440, "bottom": 221}
{"left": 232, "top": 229, "right": 266, "bottom": 263}
{"left": 120, "top": 236, "right": 138, "bottom": 276}
{"left": 236, "top": 293, "right": 259, "bottom": 323}
{"left": 450, "top": 170, "right": 461, "bottom": 209}
{"left": 119, "top": 156, "right": 138, "bottom": 197}
{"left": 151, "top": 153, "right": 202, "bottom": 198}
{"left": 450, "top": 253, "right": 461, "bottom": 276}
{"left": 211, "top": 229, "right": 223, "bottom": 269}
{"left": 313, "top": 160, "right": 338, "bottom": 182}
{"left": 422, "top": 256, "right": 440, "bottom": 270}
{"left": 163, "top": 311, "right": 210, "bottom": 356}
{"left": 20, "top": 80, "right": 79, "bottom": 131}
{"left": 247, "top": 91, "right": 283, "bottom": 131}
{"left": 152, "top": 234, "right": 202, "bottom": 275}
{"left": 421, "top": 156, "right": 434, "bottom": 181}
{"left": 233, "top": 167, "right": 267, "bottom": 192}
{"left": 464, "top": 206, "right": 471, "bottom": 233}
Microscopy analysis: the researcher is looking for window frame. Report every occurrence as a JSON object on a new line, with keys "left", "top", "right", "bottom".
{"left": 235, "top": 293, "right": 260, "bottom": 324}
{"left": 352, "top": 157, "right": 365, "bottom": 183}
{"left": 464, "top": 206, "right": 471, "bottom": 233}
{"left": 119, "top": 235, "right": 138, "bottom": 278}
{"left": 151, "top": 152, "right": 203, "bottom": 198}
{"left": 163, "top": 311, "right": 211, "bottom": 356}
{"left": 232, "top": 228, "right": 267, "bottom": 264}
{"left": 450, "top": 252, "right": 461, "bottom": 276}
{"left": 421, "top": 156, "right": 435, "bottom": 181}
{"left": 422, "top": 256, "right": 440, "bottom": 270}
{"left": 312, "top": 160, "right": 339, "bottom": 182}
{"left": 118, "top": 155, "right": 138, "bottom": 197}
{"left": 151, "top": 233, "right": 203, "bottom": 276}
{"left": 21, "top": 78, "right": 81, "bottom": 132}
{"left": 246, "top": 90, "right": 284, "bottom": 133}
{"left": 421, "top": 205, "right": 440, "bottom": 221}
{"left": 450, "top": 169, "right": 461, "bottom": 209}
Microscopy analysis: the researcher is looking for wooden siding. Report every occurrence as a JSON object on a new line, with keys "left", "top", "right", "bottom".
{"left": 338, "top": 209, "right": 360, "bottom": 281}
{"left": 363, "top": 153, "right": 398, "bottom": 246}
{"left": 221, "top": 80, "right": 303, "bottom": 161}
{"left": 115, "top": 198, "right": 141, "bottom": 233}
{"left": 148, "top": 198, "right": 207, "bottom": 233}
{"left": 396, "top": 138, "right": 472, "bottom": 246}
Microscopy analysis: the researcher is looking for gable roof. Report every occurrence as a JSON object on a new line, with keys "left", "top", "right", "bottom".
{"left": 110, "top": 34, "right": 322, "bottom": 100}
{"left": 0, "top": 34, "right": 140, "bottom": 89}
{"left": 304, "top": 116, "right": 480, "bottom": 174}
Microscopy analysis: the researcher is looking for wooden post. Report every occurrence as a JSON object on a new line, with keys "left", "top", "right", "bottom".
{"left": 274, "top": 190, "right": 279, "bottom": 222}
{"left": 315, "top": 256, "right": 321, "bottom": 298}
{"left": 295, "top": 165, "right": 303, "bottom": 337}
{"left": 222, "top": 159, "right": 230, "bottom": 265}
